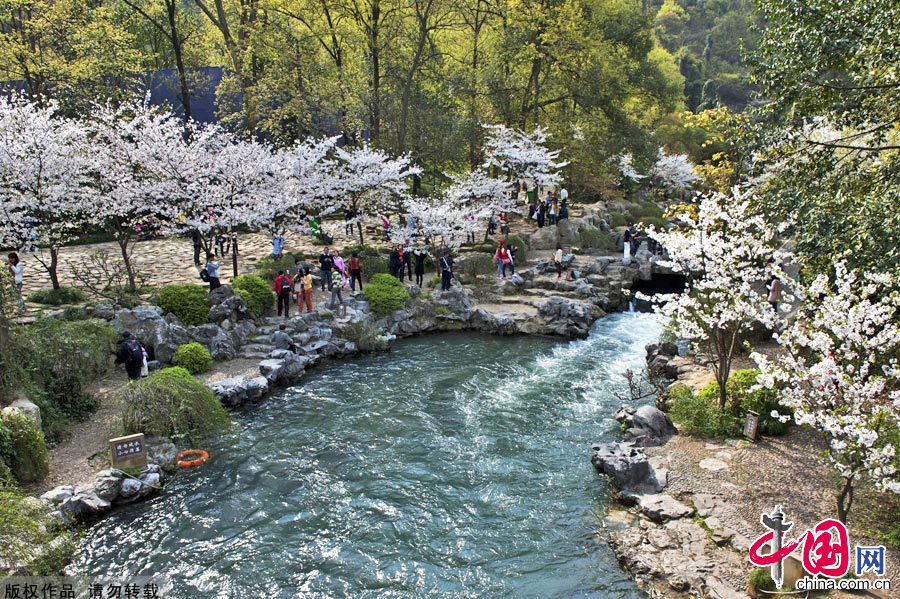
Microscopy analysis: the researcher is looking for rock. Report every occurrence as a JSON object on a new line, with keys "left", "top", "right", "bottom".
{"left": 510, "top": 274, "right": 525, "bottom": 286}
{"left": 112, "top": 305, "right": 190, "bottom": 364}
{"left": 91, "top": 304, "right": 117, "bottom": 320}
{"left": 692, "top": 493, "right": 720, "bottom": 518}
{"left": 590, "top": 442, "right": 665, "bottom": 493}
{"left": 118, "top": 478, "right": 144, "bottom": 499}
{"left": 528, "top": 225, "right": 559, "bottom": 250}
{"left": 208, "top": 295, "right": 251, "bottom": 324}
{"left": 538, "top": 296, "right": 599, "bottom": 338}
{"left": 139, "top": 472, "right": 161, "bottom": 490}
{"left": 2, "top": 393, "right": 41, "bottom": 430}
{"left": 622, "top": 405, "right": 676, "bottom": 447}
{"left": 208, "top": 284, "right": 234, "bottom": 304}
{"left": 699, "top": 458, "right": 729, "bottom": 472}
{"left": 147, "top": 360, "right": 162, "bottom": 372}
{"left": 258, "top": 359, "right": 284, "bottom": 384}
{"left": 59, "top": 490, "right": 111, "bottom": 520}
{"left": 704, "top": 576, "right": 745, "bottom": 599}
{"left": 209, "top": 375, "right": 270, "bottom": 408}
{"left": 668, "top": 574, "right": 690, "bottom": 592}
{"left": 208, "top": 330, "right": 237, "bottom": 361}
{"left": 149, "top": 442, "right": 179, "bottom": 466}
{"left": 41, "top": 486, "right": 74, "bottom": 505}
{"left": 92, "top": 474, "right": 122, "bottom": 502}
{"left": 436, "top": 286, "right": 473, "bottom": 318}
{"left": 635, "top": 494, "right": 693, "bottom": 523}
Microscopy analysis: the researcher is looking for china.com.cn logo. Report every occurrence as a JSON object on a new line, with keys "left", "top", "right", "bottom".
{"left": 747, "top": 505, "right": 891, "bottom": 593}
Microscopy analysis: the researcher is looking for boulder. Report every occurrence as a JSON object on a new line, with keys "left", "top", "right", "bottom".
{"left": 118, "top": 477, "right": 144, "bottom": 499}
{"left": 112, "top": 306, "right": 190, "bottom": 364}
{"left": 635, "top": 493, "right": 694, "bottom": 523}
{"left": 148, "top": 442, "right": 179, "bottom": 466}
{"left": 91, "top": 304, "right": 117, "bottom": 320}
{"left": 209, "top": 375, "right": 270, "bottom": 408}
{"left": 528, "top": 226, "right": 559, "bottom": 250}
{"left": 91, "top": 471, "right": 123, "bottom": 501}
{"left": 258, "top": 359, "right": 284, "bottom": 384}
{"left": 538, "top": 296, "right": 599, "bottom": 338}
{"left": 59, "top": 490, "right": 111, "bottom": 520}
{"left": 2, "top": 393, "right": 41, "bottom": 430}
{"left": 208, "top": 330, "right": 238, "bottom": 361}
{"left": 208, "top": 285, "right": 234, "bottom": 305}
{"left": 40, "top": 485, "right": 74, "bottom": 505}
{"left": 510, "top": 274, "right": 525, "bottom": 286}
{"left": 208, "top": 295, "right": 251, "bottom": 324}
{"left": 620, "top": 404, "right": 676, "bottom": 447}
{"left": 590, "top": 442, "right": 665, "bottom": 493}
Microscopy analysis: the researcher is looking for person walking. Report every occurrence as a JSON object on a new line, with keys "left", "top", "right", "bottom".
{"left": 559, "top": 186, "right": 568, "bottom": 204}
{"left": 503, "top": 243, "right": 515, "bottom": 278}
{"left": 439, "top": 250, "right": 454, "bottom": 291}
{"left": 413, "top": 248, "right": 427, "bottom": 287}
{"left": 344, "top": 208, "right": 356, "bottom": 236}
{"left": 333, "top": 250, "right": 347, "bottom": 283}
{"left": 319, "top": 247, "right": 334, "bottom": 291}
{"left": 7, "top": 252, "right": 25, "bottom": 315}
{"left": 300, "top": 266, "right": 314, "bottom": 312}
{"left": 398, "top": 245, "right": 408, "bottom": 281}
{"left": 274, "top": 270, "right": 293, "bottom": 318}
{"left": 348, "top": 252, "right": 363, "bottom": 291}
{"left": 115, "top": 332, "right": 144, "bottom": 382}
{"left": 191, "top": 229, "right": 203, "bottom": 266}
{"left": 206, "top": 255, "right": 221, "bottom": 290}
{"left": 329, "top": 271, "right": 346, "bottom": 313}
{"left": 389, "top": 245, "right": 402, "bottom": 279}
{"left": 293, "top": 264, "right": 306, "bottom": 313}
{"left": 554, "top": 244, "right": 564, "bottom": 279}
{"left": 499, "top": 212, "right": 510, "bottom": 236}
{"left": 272, "top": 233, "right": 285, "bottom": 258}
{"left": 767, "top": 275, "right": 782, "bottom": 313}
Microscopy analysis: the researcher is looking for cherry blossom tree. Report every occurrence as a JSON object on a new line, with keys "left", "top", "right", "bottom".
{"left": 752, "top": 263, "right": 899, "bottom": 523}
{"left": 651, "top": 150, "right": 698, "bottom": 198}
{"left": 0, "top": 96, "right": 96, "bottom": 289}
{"left": 85, "top": 100, "right": 184, "bottom": 291}
{"left": 402, "top": 197, "right": 471, "bottom": 249}
{"left": 645, "top": 186, "right": 787, "bottom": 409}
{"left": 617, "top": 153, "right": 645, "bottom": 185}
{"left": 482, "top": 124, "right": 568, "bottom": 191}
{"left": 333, "top": 144, "right": 421, "bottom": 244}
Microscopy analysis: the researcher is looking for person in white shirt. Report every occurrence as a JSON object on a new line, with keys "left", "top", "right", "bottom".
{"left": 559, "top": 187, "right": 568, "bottom": 202}
{"left": 554, "top": 245, "right": 564, "bottom": 279}
{"left": 7, "top": 252, "right": 25, "bottom": 315}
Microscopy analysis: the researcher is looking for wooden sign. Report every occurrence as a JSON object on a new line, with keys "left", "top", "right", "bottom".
{"left": 109, "top": 433, "right": 147, "bottom": 469}
{"left": 743, "top": 411, "right": 760, "bottom": 442}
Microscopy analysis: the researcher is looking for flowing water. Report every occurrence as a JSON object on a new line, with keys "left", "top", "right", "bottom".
{"left": 76, "top": 312, "right": 661, "bottom": 598}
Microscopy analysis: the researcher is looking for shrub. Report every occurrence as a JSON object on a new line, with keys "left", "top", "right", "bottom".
{"left": 0, "top": 410, "right": 50, "bottom": 484}
{"left": 668, "top": 384, "right": 742, "bottom": 438}
{"left": 233, "top": 274, "right": 274, "bottom": 318}
{"left": 59, "top": 306, "right": 89, "bottom": 321}
{"left": 637, "top": 216, "right": 669, "bottom": 230}
{"left": 154, "top": 284, "right": 209, "bottom": 326}
{"left": 434, "top": 305, "right": 449, "bottom": 316}
{"left": 506, "top": 235, "right": 528, "bottom": 264}
{"left": 172, "top": 342, "right": 214, "bottom": 374}
{"left": 0, "top": 490, "right": 76, "bottom": 574}
{"left": 609, "top": 213, "right": 628, "bottom": 227}
{"left": 361, "top": 255, "right": 390, "bottom": 281}
{"left": 255, "top": 252, "right": 302, "bottom": 281}
{"left": 363, "top": 274, "right": 410, "bottom": 316}
{"left": 16, "top": 318, "right": 116, "bottom": 438}
{"left": 343, "top": 243, "right": 383, "bottom": 257}
{"left": 120, "top": 367, "right": 231, "bottom": 443}
{"left": 28, "top": 286, "right": 86, "bottom": 306}
{"left": 747, "top": 568, "right": 776, "bottom": 594}
{"left": 341, "top": 320, "right": 390, "bottom": 352}
{"left": 726, "top": 368, "right": 791, "bottom": 436}
{"left": 455, "top": 254, "right": 495, "bottom": 282}
{"left": 578, "top": 228, "right": 616, "bottom": 251}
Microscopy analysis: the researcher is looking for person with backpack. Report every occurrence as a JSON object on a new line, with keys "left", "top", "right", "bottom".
{"left": 274, "top": 270, "right": 293, "bottom": 318}
{"left": 191, "top": 229, "right": 203, "bottom": 266}
{"left": 348, "top": 252, "right": 363, "bottom": 291}
{"left": 115, "top": 332, "right": 144, "bottom": 381}
{"left": 206, "top": 255, "right": 221, "bottom": 290}
{"left": 318, "top": 247, "right": 334, "bottom": 291}
{"left": 439, "top": 250, "right": 454, "bottom": 291}
{"left": 413, "top": 248, "right": 427, "bottom": 287}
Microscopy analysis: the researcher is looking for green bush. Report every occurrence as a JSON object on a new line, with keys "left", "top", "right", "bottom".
{"left": 255, "top": 252, "right": 302, "bottom": 281}
{"left": 630, "top": 201, "right": 665, "bottom": 219}
{"left": 748, "top": 568, "right": 776, "bottom": 594}
{"left": 154, "top": 284, "right": 209, "bottom": 326}
{"left": 637, "top": 216, "right": 669, "bottom": 230}
{"left": 669, "top": 384, "right": 742, "bottom": 438}
{"left": 28, "top": 286, "right": 86, "bottom": 306}
{"left": 455, "top": 254, "right": 496, "bottom": 282}
{"left": 0, "top": 410, "right": 50, "bottom": 484}
{"left": 233, "top": 274, "right": 274, "bottom": 318}
{"left": 360, "top": 255, "right": 390, "bottom": 281}
{"left": 15, "top": 318, "right": 116, "bottom": 439}
{"left": 0, "top": 490, "right": 76, "bottom": 574}
{"left": 343, "top": 243, "right": 384, "bottom": 257}
{"left": 726, "top": 368, "right": 791, "bottom": 436}
{"left": 506, "top": 235, "right": 528, "bottom": 264}
{"left": 363, "top": 274, "right": 410, "bottom": 316}
{"left": 609, "top": 213, "right": 628, "bottom": 227}
{"left": 578, "top": 228, "right": 616, "bottom": 251}
{"left": 59, "top": 306, "right": 89, "bottom": 321}
{"left": 120, "top": 367, "right": 231, "bottom": 443}
{"left": 172, "top": 342, "right": 214, "bottom": 374}
{"left": 341, "top": 320, "right": 390, "bottom": 352}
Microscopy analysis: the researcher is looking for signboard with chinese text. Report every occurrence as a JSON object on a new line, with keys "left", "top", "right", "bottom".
{"left": 109, "top": 433, "right": 147, "bottom": 469}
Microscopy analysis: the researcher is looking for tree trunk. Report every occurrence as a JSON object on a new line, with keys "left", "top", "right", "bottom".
{"left": 49, "top": 246, "right": 60, "bottom": 290}
{"left": 231, "top": 231, "right": 239, "bottom": 278}
{"left": 118, "top": 236, "right": 137, "bottom": 292}
{"left": 836, "top": 475, "right": 854, "bottom": 524}
{"left": 358, "top": 221, "right": 365, "bottom": 245}
{"left": 166, "top": 0, "right": 192, "bottom": 120}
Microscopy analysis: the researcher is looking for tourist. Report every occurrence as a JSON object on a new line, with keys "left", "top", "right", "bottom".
{"left": 494, "top": 241, "right": 507, "bottom": 279}
{"left": 537, "top": 201, "right": 547, "bottom": 228}
{"left": 206, "top": 255, "right": 221, "bottom": 290}
{"left": 319, "top": 247, "right": 334, "bottom": 291}
{"left": 300, "top": 266, "right": 314, "bottom": 312}
{"left": 273, "top": 323, "right": 297, "bottom": 353}
{"left": 622, "top": 225, "right": 633, "bottom": 265}
{"left": 413, "top": 247, "right": 427, "bottom": 287}
{"left": 559, "top": 186, "right": 568, "bottom": 203}
{"left": 439, "top": 250, "right": 454, "bottom": 291}
{"left": 558, "top": 199, "right": 569, "bottom": 221}
{"left": 115, "top": 332, "right": 144, "bottom": 382}
{"left": 141, "top": 345, "right": 149, "bottom": 378}
{"left": 329, "top": 273, "right": 346, "bottom": 313}
{"left": 767, "top": 275, "right": 782, "bottom": 313}
{"left": 554, "top": 244, "right": 564, "bottom": 279}
{"left": 500, "top": 212, "right": 510, "bottom": 236}
{"left": 504, "top": 243, "right": 515, "bottom": 278}
{"left": 272, "top": 233, "right": 285, "bottom": 258}
{"left": 191, "top": 229, "right": 202, "bottom": 266}
{"left": 404, "top": 240, "right": 414, "bottom": 281}
{"left": 398, "top": 244, "right": 408, "bottom": 281}
{"left": 6, "top": 252, "right": 25, "bottom": 315}
{"left": 488, "top": 214, "right": 498, "bottom": 236}
{"left": 274, "top": 269, "right": 293, "bottom": 318}
{"left": 333, "top": 249, "right": 347, "bottom": 281}
{"left": 344, "top": 207, "right": 356, "bottom": 236}
{"left": 548, "top": 198, "right": 557, "bottom": 226}
{"left": 293, "top": 264, "right": 305, "bottom": 312}
{"left": 389, "top": 245, "right": 402, "bottom": 279}
{"left": 381, "top": 214, "right": 392, "bottom": 241}
{"left": 348, "top": 252, "right": 363, "bottom": 291}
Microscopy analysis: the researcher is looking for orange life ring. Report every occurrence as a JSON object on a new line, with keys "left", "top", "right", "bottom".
{"left": 175, "top": 449, "right": 209, "bottom": 468}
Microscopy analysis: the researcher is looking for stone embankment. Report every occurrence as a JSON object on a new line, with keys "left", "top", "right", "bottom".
{"left": 591, "top": 343, "right": 750, "bottom": 599}
{"left": 35, "top": 250, "right": 665, "bottom": 525}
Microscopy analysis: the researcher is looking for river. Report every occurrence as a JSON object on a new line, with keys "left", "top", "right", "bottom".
{"left": 75, "top": 311, "right": 661, "bottom": 598}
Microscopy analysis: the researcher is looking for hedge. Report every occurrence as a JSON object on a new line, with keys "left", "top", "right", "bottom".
{"left": 28, "top": 286, "right": 86, "bottom": 306}
{"left": 363, "top": 274, "right": 410, "bottom": 316}
{"left": 121, "top": 367, "right": 231, "bottom": 443}
{"left": 172, "top": 342, "right": 214, "bottom": 374}
{"left": 233, "top": 274, "right": 274, "bottom": 317}
{"left": 668, "top": 384, "right": 742, "bottom": 439}
{"left": 154, "top": 284, "right": 209, "bottom": 326}
{"left": 255, "top": 252, "right": 303, "bottom": 281}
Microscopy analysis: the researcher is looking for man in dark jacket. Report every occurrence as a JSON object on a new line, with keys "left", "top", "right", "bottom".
{"left": 274, "top": 270, "right": 293, "bottom": 318}
{"left": 319, "top": 248, "right": 334, "bottom": 291}
{"left": 115, "top": 332, "right": 144, "bottom": 381}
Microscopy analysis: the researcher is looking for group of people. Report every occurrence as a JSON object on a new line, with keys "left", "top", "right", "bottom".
{"left": 272, "top": 247, "right": 365, "bottom": 319}
{"left": 529, "top": 187, "right": 569, "bottom": 228}
{"left": 388, "top": 244, "right": 429, "bottom": 286}
{"left": 493, "top": 240, "right": 517, "bottom": 279}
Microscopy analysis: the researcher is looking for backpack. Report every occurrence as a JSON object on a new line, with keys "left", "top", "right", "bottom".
{"left": 199, "top": 268, "right": 210, "bottom": 283}
{"left": 280, "top": 277, "right": 292, "bottom": 293}
{"left": 124, "top": 339, "right": 143, "bottom": 367}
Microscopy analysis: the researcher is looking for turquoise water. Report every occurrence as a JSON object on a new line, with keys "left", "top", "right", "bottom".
{"left": 76, "top": 312, "right": 661, "bottom": 598}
